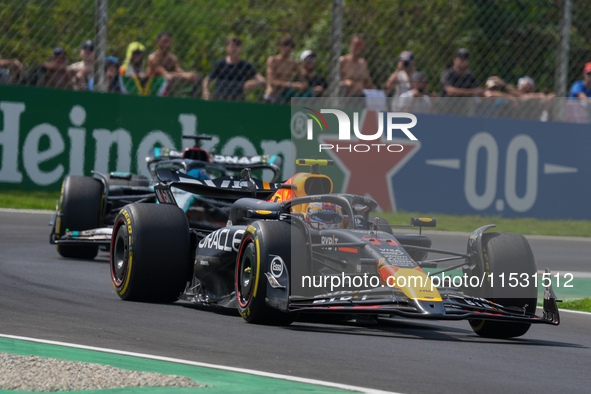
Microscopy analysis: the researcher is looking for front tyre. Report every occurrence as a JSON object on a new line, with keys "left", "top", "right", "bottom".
{"left": 236, "top": 221, "right": 297, "bottom": 325}
{"left": 110, "top": 203, "right": 191, "bottom": 302}
{"left": 56, "top": 175, "right": 104, "bottom": 259}
{"left": 467, "top": 232, "right": 537, "bottom": 339}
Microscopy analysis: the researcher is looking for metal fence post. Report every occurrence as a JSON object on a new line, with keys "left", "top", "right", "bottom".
{"left": 327, "top": 0, "right": 343, "bottom": 98}
{"left": 556, "top": 0, "right": 572, "bottom": 97}
{"left": 94, "top": 0, "right": 108, "bottom": 92}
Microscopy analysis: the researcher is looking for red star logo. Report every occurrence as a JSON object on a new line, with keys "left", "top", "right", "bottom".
{"left": 320, "top": 110, "right": 420, "bottom": 211}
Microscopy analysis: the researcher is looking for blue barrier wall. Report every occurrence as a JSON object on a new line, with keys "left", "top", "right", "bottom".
{"left": 391, "top": 114, "right": 589, "bottom": 219}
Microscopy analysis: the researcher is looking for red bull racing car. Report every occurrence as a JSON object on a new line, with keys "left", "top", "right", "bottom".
{"left": 110, "top": 159, "right": 560, "bottom": 338}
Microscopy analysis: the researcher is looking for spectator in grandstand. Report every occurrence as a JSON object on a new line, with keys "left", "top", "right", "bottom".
{"left": 515, "top": 76, "right": 554, "bottom": 98}
{"left": 0, "top": 56, "right": 25, "bottom": 84}
{"left": 483, "top": 76, "right": 519, "bottom": 98}
{"left": 147, "top": 32, "right": 198, "bottom": 85}
{"left": 339, "top": 34, "right": 375, "bottom": 97}
{"left": 202, "top": 36, "right": 265, "bottom": 101}
{"left": 297, "top": 50, "right": 327, "bottom": 97}
{"left": 68, "top": 40, "right": 95, "bottom": 90}
{"left": 119, "top": 41, "right": 167, "bottom": 95}
{"left": 27, "top": 47, "right": 75, "bottom": 90}
{"left": 281, "top": 50, "right": 328, "bottom": 100}
{"left": 517, "top": 76, "right": 535, "bottom": 95}
{"left": 89, "top": 56, "right": 122, "bottom": 93}
{"left": 264, "top": 35, "right": 301, "bottom": 103}
{"left": 440, "top": 48, "right": 484, "bottom": 97}
{"left": 513, "top": 76, "right": 554, "bottom": 121}
{"left": 568, "top": 62, "right": 591, "bottom": 100}
{"left": 385, "top": 50, "right": 415, "bottom": 108}
{"left": 394, "top": 71, "right": 432, "bottom": 113}
{"left": 120, "top": 42, "right": 147, "bottom": 80}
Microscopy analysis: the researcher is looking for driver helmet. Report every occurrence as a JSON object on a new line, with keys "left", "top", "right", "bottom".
{"left": 187, "top": 167, "right": 210, "bottom": 180}
{"left": 306, "top": 202, "right": 343, "bottom": 230}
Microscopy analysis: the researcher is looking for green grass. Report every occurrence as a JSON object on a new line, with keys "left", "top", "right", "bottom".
{"left": 378, "top": 211, "right": 591, "bottom": 237}
{"left": 0, "top": 190, "right": 60, "bottom": 211}
{"left": 539, "top": 299, "right": 591, "bottom": 313}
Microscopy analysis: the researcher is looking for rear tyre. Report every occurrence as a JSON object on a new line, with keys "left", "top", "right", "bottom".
{"left": 110, "top": 203, "right": 191, "bottom": 302}
{"left": 236, "top": 221, "right": 297, "bottom": 325}
{"left": 56, "top": 176, "right": 104, "bottom": 259}
{"left": 467, "top": 232, "right": 537, "bottom": 338}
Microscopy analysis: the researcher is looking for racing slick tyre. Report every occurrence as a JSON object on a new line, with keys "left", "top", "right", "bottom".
{"left": 56, "top": 175, "right": 104, "bottom": 259}
{"left": 466, "top": 232, "right": 537, "bottom": 339}
{"left": 236, "top": 221, "right": 298, "bottom": 325}
{"left": 110, "top": 203, "right": 191, "bottom": 303}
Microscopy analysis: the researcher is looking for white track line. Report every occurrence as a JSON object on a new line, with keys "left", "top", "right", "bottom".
{"left": 0, "top": 208, "right": 53, "bottom": 214}
{"left": 0, "top": 334, "right": 396, "bottom": 394}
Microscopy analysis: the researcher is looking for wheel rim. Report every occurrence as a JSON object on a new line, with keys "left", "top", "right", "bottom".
{"left": 237, "top": 240, "right": 256, "bottom": 307}
{"left": 111, "top": 221, "right": 129, "bottom": 286}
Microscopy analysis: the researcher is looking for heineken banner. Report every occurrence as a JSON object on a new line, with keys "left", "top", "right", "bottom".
{"left": 0, "top": 85, "right": 293, "bottom": 189}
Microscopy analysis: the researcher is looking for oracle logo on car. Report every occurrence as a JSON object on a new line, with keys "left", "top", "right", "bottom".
{"left": 304, "top": 107, "right": 418, "bottom": 153}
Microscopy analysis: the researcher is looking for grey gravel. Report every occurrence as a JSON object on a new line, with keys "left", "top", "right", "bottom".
{"left": 0, "top": 353, "right": 206, "bottom": 392}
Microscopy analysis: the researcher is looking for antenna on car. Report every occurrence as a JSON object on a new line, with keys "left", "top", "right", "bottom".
{"left": 295, "top": 158, "right": 334, "bottom": 174}
{"left": 182, "top": 134, "right": 213, "bottom": 148}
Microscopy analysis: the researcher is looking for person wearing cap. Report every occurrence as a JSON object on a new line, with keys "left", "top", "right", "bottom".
{"left": 385, "top": 50, "right": 415, "bottom": 109}
{"left": 513, "top": 76, "right": 554, "bottom": 120}
{"left": 26, "top": 46, "right": 75, "bottom": 90}
{"left": 297, "top": 50, "right": 327, "bottom": 97}
{"left": 279, "top": 50, "right": 327, "bottom": 101}
{"left": 395, "top": 71, "right": 432, "bottom": 113}
{"left": 203, "top": 36, "right": 265, "bottom": 101}
{"left": 68, "top": 40, "right": 95, "bottom": 90}
{"left": 440, "top": 48, "right": 484, "bottom": 97}
{"left": 89, "top": 56, "right": 122, "bottom": 93}
{"left": 569, "top": 62, "right": 591, "bottom": 100}
{"left": 483, "top": 75, "right": 519, "bottom": 97}
{"left": 264, "top": 35, "right": 302, "bottom": 103}
{"left": 338, "top": 34, "right": 375, "bottom": 97}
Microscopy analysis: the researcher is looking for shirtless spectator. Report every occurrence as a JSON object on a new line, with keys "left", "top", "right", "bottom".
{"left": 147, "top": 32, "right": 197, "bottom": 89}
{"left": 27, "top": 47, "right": 75, "bottom": 90}
{"left": 264, "top": 35, "right": 302, "bottom": 103}
{"left": 68, "top": 40, "right": 95, "bottom": 90}
{"left": 203, "top": 36, "right": 265, "bottom": 101}
{"left": 440, "top": 48, "right": 484, "bottom": 97}
{"left": 338, "top": 34, "right": 375, "bottom": 97}
{"left": 0, "top": 56, "right": 25, "bottom": 84}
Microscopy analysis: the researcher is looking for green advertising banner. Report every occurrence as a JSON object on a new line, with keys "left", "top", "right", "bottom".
{"left": 0, "top": 85, "right": 293, "bottom": 190}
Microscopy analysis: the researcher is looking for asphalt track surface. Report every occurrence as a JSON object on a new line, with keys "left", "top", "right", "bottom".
{"left": 1, "top": 210, "right": 590, "bottom": 393}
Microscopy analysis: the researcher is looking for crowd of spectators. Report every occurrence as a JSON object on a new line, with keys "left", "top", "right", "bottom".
{"left": 1, "top": 33, "right": 589, "bottom": 118}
